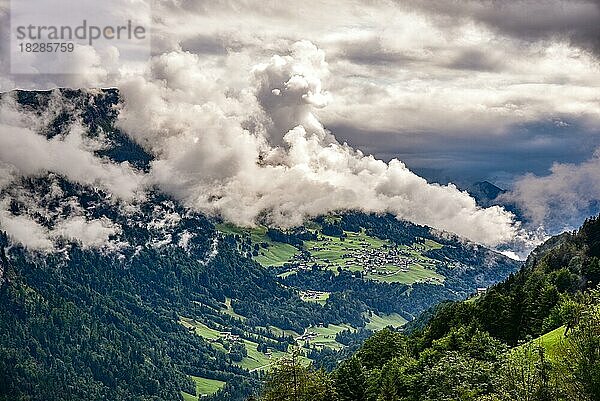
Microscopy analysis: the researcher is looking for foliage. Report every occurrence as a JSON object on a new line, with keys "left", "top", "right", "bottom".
{"left": 258, "top": 216, "right": 600, "bottom": 401}
{"left": 260, "top": 352, "right": 336, "bottom": 401}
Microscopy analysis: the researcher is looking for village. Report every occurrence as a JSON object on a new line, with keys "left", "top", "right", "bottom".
{"left": 283, "top": 236, "right": 439, "bottom": 279}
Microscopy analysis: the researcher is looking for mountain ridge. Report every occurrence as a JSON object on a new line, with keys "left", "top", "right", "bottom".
{"left": 0, "top": 88, "right": 521, "bottom": 401}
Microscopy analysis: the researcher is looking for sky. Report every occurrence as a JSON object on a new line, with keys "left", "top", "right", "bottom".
{"left": 0, "top": 0, "right": 599, "bottom": 254}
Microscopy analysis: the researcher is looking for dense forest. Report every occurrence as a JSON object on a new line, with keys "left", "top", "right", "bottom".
{"left": 258, "top": 215, "right": 600, "bottom": 401}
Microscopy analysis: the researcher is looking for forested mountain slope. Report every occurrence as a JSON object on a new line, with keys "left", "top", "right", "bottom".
{"left": 0, "top": 88, "right": 520, "bottom": 401}
{"left": 259, "top": 215, "right": 600, "bottom": 401}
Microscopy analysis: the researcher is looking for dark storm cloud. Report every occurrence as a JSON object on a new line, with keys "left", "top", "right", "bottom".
{"left": 407, "top": 0, "right": 600, "bottom": 57}
{"left": 331, "top": 118, "right": 600, "bottom": 187}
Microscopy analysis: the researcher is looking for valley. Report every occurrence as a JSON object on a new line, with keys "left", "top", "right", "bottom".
{"left": 0, "top": 89, "right": 522, "bottom": 401}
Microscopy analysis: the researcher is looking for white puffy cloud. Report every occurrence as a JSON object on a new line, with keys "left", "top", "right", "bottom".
{"left": 2, "top": 0, "right": 598, "bottom": 249}
{"left": 0, "top": 203, "right": 120, "bottom": 251}
{"left": 117, "top": 41, "right": 520, "bottom": 246}
{"left": 53, "top": 216, "right": 120, "bottom": 249}
{"left": 0, "top": 96, "right": 144, "bottom": 200}
{"left": 0, "top": 94, "right": 138, "bottom": 250}
{"left": 0, "top": 207, "right": 54, "bottom": 251}
{"left": 505, "top": 148, "right": 600, "bottom": 231}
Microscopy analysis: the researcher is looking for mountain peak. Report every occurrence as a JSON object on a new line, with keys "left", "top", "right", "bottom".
{"left": 469, "top": 181, "right": 506, "bottom": 207}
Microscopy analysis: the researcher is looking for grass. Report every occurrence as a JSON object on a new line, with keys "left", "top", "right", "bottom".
{"left": 217, "top": 222, "right": 446, "bottom": 285}
{"left": 238, "top": 338, "right": 277, "bottom": 370}
{"left": 179, "top": 317, "right": 221, "bottom": 340}
{"left": 514, "top": 325, "right": 567, "bottom": 361}
{"left": 181, "top": 376, "right": 227, "bottom": 400}
{"left": 181, "top": 391, "right": 197, "bottom": 401}
{"left": 237, "top": 339, "right": 313, "bottom": 371}
{"left": 180, "top": 315, "right": 315, "bottom": 372}
{"left": 423, "top": 239, "right": 444, "bottom": 250}
{"left": 303, "top": 324, "right": 349, "bottom": 350}
{"left": 259, "top": 325, "right": 301, "bottom": 338}
{"left": 365, "top": 313, "right": 408, "bottom": 331}
{"left": 304, "top": 231, "right": 389, "bottom": 269}
{"left": 192, "top": 376, "right": 226, "bottom": 396}
{"left": 254, "top": 243, "right": 298, "bottom": 267}
{"left": 535, "top": 325, "right": 566, "bottom": 359}
{"left": 221, "top": 298, "right": 247, "bottom": 321}
{"left": 216, "top": 223, "right": 298, "bottom": 266}
{"left": 295, "top": 230, "right": 444, "bottom": 285}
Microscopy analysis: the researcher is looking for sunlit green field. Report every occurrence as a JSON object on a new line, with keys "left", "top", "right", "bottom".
{"left": 365, "top": 313, "right": 408, "bottom": 330}
{"left": 179, "top": 317, "right": 221, "bottom": 339}
{"left": 303, "top": 324, "right": 350, "bottom": 350}
{"left": 221, "top": 297, "right": 247, "bottom": 321}
{"left": 534, "top": 325, "right": 566, "bottom": 359}
{"left": 180, "top": 316, "right": 310, "bottom": 372}
{"left": 217, "top": 223, "right": 298, "bottom": 266}
{"left": 181, "top": 376, "right": 226, "bottom": 400}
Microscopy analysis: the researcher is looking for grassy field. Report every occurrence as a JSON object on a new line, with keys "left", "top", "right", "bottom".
{"left": 237, "top": 339, "right": 313, "bottom": 371}
{"left": 272, "top": 227, "right": 442, "bottom": 284}
{"left": 180, "top": 316, "right": 311, "bottom": 372}
{"left": 365, "top": 313, "right": 408, "bottom": 330}
{"left": 423, "top": 239, "right": 444, "bottom": 250}
{"left": 535, "top": 325, "right": 566, "bottom": 359}
{"left": 181, "top": 376, "right": 227, "bottom": 400}
{"left": 179, "top": 317, "right": 221, "bottom": 339}
{"left": 304, "top": 231, "right": 388, "bottom": 269}
{"left": 258, "top": 325, "right": 301, "bottom": 338}
{"left": 254, "top": 244, "right": 298, "bottom": 267}
{"left": 181, "top": 391, "right": 197, "bottom": 401}
{"left": 513, "top": 325, "right": 566, "bottom": 362}
{"left": 303, "top": 324, "right": 349, "bottom": 350}
{"left": 239, "top": 338, "right": 275, "bottom": 370}
{"left": 217, "top": 223, "right": 298, "bottom": 266}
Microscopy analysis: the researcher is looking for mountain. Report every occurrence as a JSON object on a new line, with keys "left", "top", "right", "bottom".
{"left": 258, "top": 215, "right": 600, "bottom": 401}
{"left": 0, "top": 89, "right": 520, "bottom": 401}
{"left": 468, "top": 181, "right": 506, "bottom": 207}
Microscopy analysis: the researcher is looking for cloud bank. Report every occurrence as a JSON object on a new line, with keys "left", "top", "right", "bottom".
{"left": 506, "top": 148, "right": 600, "bottom": 231}
{"left": 116, "top": 41, "right": 519, "bottom": 246}
{"left": 0, "top": 94, "right": 137, "bottom": 249}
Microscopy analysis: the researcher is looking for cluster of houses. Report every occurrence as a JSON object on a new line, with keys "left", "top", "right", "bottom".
{"left": 346, "top": 247, "right": 413, "bottom": 275}
{"left": 283, "top": 238, "right": 433, "bottom": 279}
